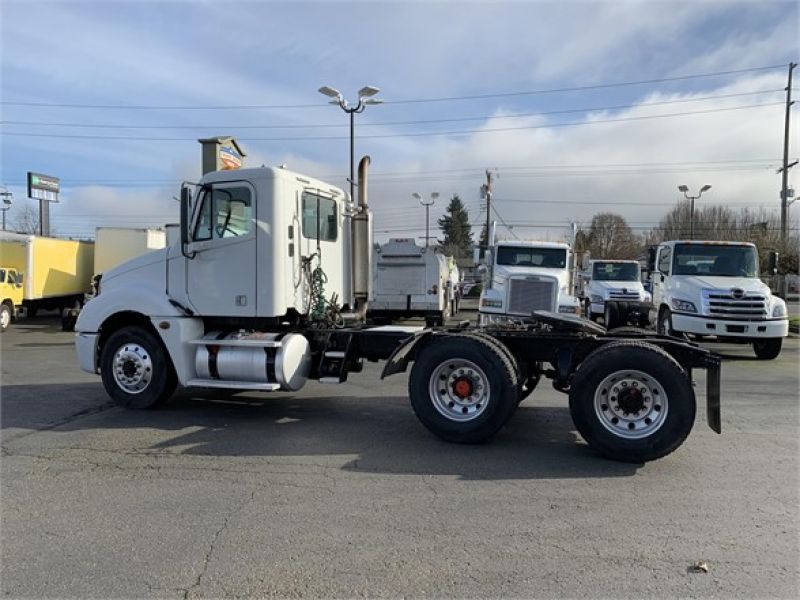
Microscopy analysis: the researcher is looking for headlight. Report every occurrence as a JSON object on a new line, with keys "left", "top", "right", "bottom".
{"left": 590, "top": 294, "right": 603, "bottom": 303}
{"left": 671, "top": 298, "right": 697, "bottom": 313}
{"left": 480, "top": 298, "right": 503, "bottom": 308}
{"left": 772, "top": 302, "right": 787, "bottom": 317}
{"left": 558, "top": 305, "right": 580, "bottom": 314}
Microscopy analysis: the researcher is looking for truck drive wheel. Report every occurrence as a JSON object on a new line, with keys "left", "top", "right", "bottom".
{"left": 0, "top": 303, "right": 11, "bottom": 332}
{"left": 409, "top": 334, "right": 518, "bottom": 444}
{"left": 568, "top": 340, "right": 696, "bottom": 463}
{"left": 753, "top": 338, "right": 782, "bottom": 360}
{"left": 100, "top": 326, "right": 177, "bottom": 409}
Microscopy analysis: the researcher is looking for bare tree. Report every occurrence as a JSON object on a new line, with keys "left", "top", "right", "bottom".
{"left": 586, "top": 213, "right": 641, "bottom": 259}
{"left": 11, "top": 205, "right": 39, "bottom": 234}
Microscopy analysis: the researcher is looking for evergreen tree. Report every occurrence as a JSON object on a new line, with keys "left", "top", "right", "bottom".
{"left": 437, "top": 194, "right": 473, "bottom": 258}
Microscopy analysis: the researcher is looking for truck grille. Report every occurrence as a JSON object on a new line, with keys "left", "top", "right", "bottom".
{"left": 508, "top": 278, "right": 557, "bottom": 314}
{"left": 608, "top": 289, "right": 640, "bottom": 300}
{"left": 702, "top": 289, "right": 767, "bottom": 318}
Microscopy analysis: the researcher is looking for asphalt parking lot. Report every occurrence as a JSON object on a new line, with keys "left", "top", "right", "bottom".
{"left": 2, "top": 317, "right": 798, "bottom": 599}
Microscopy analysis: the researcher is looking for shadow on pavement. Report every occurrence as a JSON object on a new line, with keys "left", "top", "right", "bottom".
{"left": 1, "top": 382, "right": 641, "bottom": 480}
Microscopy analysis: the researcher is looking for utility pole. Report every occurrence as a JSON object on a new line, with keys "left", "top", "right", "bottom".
{"left": 778, "top": 62, "right": 797, "bottom": 244}
{"left": 482, "top": 169, "right": 493, "bottom": 253}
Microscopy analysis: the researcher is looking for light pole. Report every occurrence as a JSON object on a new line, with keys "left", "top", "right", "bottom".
{"left": 413, "top": 192, "right": 439, "bottom": 247}
{"left": 318, "top": 85, "right": 382, "bottom": 203}
{"left": 678, "top": 184, "right": 712, "bottom": 239}
{"left": 0, "top": 187, "right": 12, "bottom": 231}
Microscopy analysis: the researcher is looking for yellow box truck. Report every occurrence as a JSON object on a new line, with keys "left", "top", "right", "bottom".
{"left": 0, "top": 232, "right": 94, "bottom": 331}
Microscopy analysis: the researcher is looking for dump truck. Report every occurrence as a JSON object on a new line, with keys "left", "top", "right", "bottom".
{"left": 370, "top": 238, "right": 451, "bottom": 326}
{"left": 0, "top": 232, "right": 94, "bottom": 331}
{"left": 75, "top": 157, "right": 723, "bottom": 463}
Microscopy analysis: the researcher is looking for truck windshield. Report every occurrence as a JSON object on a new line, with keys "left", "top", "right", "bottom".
{"left": 673, "top": 244, "right": 758, "bottom": 277}
{"left": 592, "top": 262, "right": 639, "bottom": 281}
{"left": 496, "top": 246, "right": 566, "bottom": 268}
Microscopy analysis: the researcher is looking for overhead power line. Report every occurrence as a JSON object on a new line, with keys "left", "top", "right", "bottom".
{"left": 1, "top": 89, "right": 784, "bottom": 130}
{"left": 1, "top": 63, "right": 786, "bottom": 110}
{"left": 0, "top": 102, "right": 784, "bottom": 142}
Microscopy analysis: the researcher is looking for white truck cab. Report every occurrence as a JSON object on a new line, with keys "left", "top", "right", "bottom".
{"left": 585, "top": 260, "right": 651, "bottom": 322}
{"left": 650, "top": 240, "right": 788, "bottom": 359}
{"left": 478, "top": 240, "right": 580, "bottom": 325}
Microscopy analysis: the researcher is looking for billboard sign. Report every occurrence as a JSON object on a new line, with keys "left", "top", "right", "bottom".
{"left": 219, "top": 144, "right": 243, "bottom": 170}
{"left": 27, "top": 172, "right": 60, "bottom": 203}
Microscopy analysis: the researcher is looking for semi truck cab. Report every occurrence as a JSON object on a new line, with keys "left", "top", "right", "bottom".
{"left": 478, "top": 241, "right": 581, "bottom": 325}
{"left": 650, "top": 240, "right": 788, "bottom": 359}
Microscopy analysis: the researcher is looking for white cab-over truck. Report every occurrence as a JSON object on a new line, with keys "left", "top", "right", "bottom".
{"left": 585, "top": 260, "right": 651, "bottom": 327}
{"left": 478, "top": 241, "right": 581, "bottom": 325}
{"left": 649, "top": 240, "right": 788, "bottom": 359}
{"left": 74, "top": 157, "right": 725, "bottom": 463}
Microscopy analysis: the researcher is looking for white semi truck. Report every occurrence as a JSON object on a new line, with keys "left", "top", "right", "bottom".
{"left": 369, "top": 238, "right": 451, "bottom": 326}
{"left": 74, "top": 157, "right": 725, "bottom": 463}
{"left": 478, "top": 240, "right": 581, "bottom": 325}
{"left": 647, "top": 240, "right": 788, "bottom": 359}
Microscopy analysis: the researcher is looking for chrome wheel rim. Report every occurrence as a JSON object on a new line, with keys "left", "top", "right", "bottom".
{"left": 429, "top": 358, "right": 491, "bottom": 422}
{"left": 593, "top": 369, "right": 668, "bottom": 439}
{"left": 0, "top": 308, "right": 10, "bottom": 329}
{"left": 112, "top": 343, "right": 153, "bottom": 394}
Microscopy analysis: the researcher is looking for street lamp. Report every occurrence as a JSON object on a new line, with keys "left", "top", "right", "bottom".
{"left": 318, "top": 84, "right": 382, "bottom": 203}
{"left": 678, "top": 184, "right": 712, "bottom": 239}
{"left": 0, "top": 187, "right": 12, "bottom": 231}
{"left": 413, "top": 192, "right": 439, "bottom": 247}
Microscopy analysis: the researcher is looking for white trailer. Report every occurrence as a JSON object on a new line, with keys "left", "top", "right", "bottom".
{"left": 94, "top": 228, "right": 167, "bottom": 275}
{"left": 369, "top": 238, "right": 450, "bottom": 326}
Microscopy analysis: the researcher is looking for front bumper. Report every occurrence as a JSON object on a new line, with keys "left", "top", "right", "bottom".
{"left": 75, "top": 332, "right": 99, "bottom": 374}
{"left": 671, "top": 313, "right": 788, "bottom": 338}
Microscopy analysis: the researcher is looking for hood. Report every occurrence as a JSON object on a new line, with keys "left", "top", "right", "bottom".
{"left": 674, "top": 275, "right": 770, "bottom": 295}
{"left": 494, "top": 265, "right": 568, "bottom": 288}
{"left": 100, "top": 247, "right": 168, "bottom": 283}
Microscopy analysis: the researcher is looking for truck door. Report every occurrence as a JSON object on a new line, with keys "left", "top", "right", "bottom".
{"left": 186, "top": 182, "right": 257, "bottom": 316}
{"left": 652, "top": 245, "right": 671, "bottom": 310}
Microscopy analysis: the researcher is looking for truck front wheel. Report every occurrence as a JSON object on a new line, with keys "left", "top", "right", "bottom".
{"left": 0, "top": 303, "right": 12, "bottom": 332}
{"left": 409, "top": 335, "right": 518, "bottom": 443}
{"left": 569, "top": 341, "right": 696, "bottom": 463}
{"left": 753, "top": 338, "right": 782, "bottom": 360}
{"left": 100, "top": 326, "right": 177, "bottom": 409}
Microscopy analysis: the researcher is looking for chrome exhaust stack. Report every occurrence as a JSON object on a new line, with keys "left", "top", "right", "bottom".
{"left": 349, "top": 155, "right": 372, "bottom": 320}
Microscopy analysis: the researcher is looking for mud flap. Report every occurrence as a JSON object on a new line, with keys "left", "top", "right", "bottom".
{"left": 706, "top": 361, "right": 721, "bottom": 434}
{"left": 380, "top": 331, "right": 432, "bottom": 379}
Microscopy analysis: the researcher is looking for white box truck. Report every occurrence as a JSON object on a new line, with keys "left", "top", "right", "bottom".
{"left": 648, "top": 240, "right": 788, "bottom": 359}
{"left": 369, "top": 238, "right": 451, "bottom": 326}
{"left": 94, "top": 228, "right": 167, "bottom": 276}
{"left": 73, "top": 156, "right": 725, "bottom": 463}
{"left": 585, "top": 259, "right": 651, "bottom": 326}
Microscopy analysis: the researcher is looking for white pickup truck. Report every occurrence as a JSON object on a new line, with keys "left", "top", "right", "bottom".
{"left": 650, "top": 240, "right": 788, "bottom": 359}
{"left": 585, "top": 259, "right": 651, "bottom": 325}
{"left": 478, "top": 240, "right": 581, "bottom": 325}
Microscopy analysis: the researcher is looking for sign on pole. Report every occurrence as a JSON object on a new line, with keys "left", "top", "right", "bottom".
{"left": 27, "top": 172, "right": 60, "bottom": 236}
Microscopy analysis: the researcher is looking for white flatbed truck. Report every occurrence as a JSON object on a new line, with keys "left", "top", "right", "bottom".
{"left": 75, "top": 157, "right": 723, "bottom": 463}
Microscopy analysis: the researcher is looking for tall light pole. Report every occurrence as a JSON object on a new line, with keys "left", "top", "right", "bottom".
{"left": 413, "top": 191, "right": 439, "bottom": 247}
{"left": 0, "top": 187, "right": 12, "bottom": 231}
{"left": 678, "top": 184, "right": 712, "bottom": 239}
{"left": 318, "top": 85, "right": 382, "bottom": 202}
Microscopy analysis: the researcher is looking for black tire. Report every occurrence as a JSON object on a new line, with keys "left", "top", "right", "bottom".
{"left": 61, "top": 299, "right": 82, "bottom": 332}
{"left": 657, "top": 307, "right": 674, "bottom": 336}
{"left": 100, "top": 325, "right": 177, "bottom": 409}
{"left": 409, "top": 334, "right": 518, "bottom": 444}
{"left": 607, "top": 326, "right": 650, "bottom": 335}
{"left": 569, "top": 340, "right": 696, "bottom": 463}
{"left": 0, "top": 303, "right": 11, "bottom": 333}
{"left": 459, "top": 331, "right": 530, "bottom": 402}
{"left": 26, "top": 306, "right": 38, "bottom": 319}
{"left": 753, "top": 338, "right": 782, "bottom": 360}
{"left": 604, "top": 302, "right": 620, "bottom": 329}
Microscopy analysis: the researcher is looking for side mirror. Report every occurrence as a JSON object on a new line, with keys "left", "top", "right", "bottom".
{"left": 768, "top": 251, "right": 779, "bottom": 274}
{"left": 477, "top": 264, "right": 488, "bottom": 275}
{"left": 473, "top": 247, "right": 481, "bottom": 265}
{"left": 180, "top": 186, "right": 192, "bottom": 258}
{"left": 647, "top": 247, "right": 657, "bottom": 272}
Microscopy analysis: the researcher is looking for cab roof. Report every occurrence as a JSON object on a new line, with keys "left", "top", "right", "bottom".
{"left": 661, "top": 240, "right": 755, "bottom": 247}
{"left": 200, "top": 166, "right": 346, "bottom": 199}
{"left": 496, "top": 240, "right": 570, "bottom": 249}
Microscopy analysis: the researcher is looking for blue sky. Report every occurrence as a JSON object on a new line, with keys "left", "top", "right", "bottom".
{"left": 1, "top": 0, "right": 798, "bottom": 241}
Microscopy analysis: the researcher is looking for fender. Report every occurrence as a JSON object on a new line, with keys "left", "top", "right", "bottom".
{"left": 380, "top": 330, "right": 433, "bottom": 379}
{"left": 76, "top": 285, "right": 184, "bottom": 333}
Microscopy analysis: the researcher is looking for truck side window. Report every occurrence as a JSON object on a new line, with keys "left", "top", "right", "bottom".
{"left": 658, "top": 247, "right": 671, "bottom": 274}
{"left": 193, "top": 186, "right": 253, "bottom": 241}
{"left": 301, "top": 193, "right": 337, "bottom": 242}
